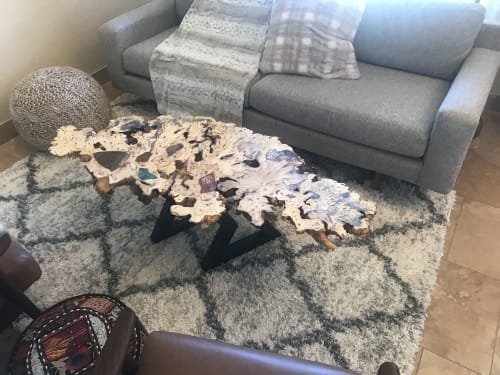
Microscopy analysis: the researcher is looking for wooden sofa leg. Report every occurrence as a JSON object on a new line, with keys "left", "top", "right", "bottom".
{"left": 371, "top": 172, "right": 385, "bottom": 190}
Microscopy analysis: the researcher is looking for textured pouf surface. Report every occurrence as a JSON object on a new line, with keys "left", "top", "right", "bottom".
{"left": 9, "top": 67, "right": 110, "bottom": 150}
{"left": 8, "top": 294, "right": 145, "bottom": 375}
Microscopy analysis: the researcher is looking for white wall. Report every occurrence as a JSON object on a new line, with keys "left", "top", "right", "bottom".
{"left": 482, "top": 0, "right": 500, "bottom": 24}
{"left": 0, "top": 0, "right": 149, "bottom": 124}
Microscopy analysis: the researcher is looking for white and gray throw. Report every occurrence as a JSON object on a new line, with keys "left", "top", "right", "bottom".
{"left": 150, "top": 0, "right": 273, "bottom": 124}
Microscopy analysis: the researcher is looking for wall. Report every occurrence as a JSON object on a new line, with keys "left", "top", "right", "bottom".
{"left": 0, "top": 0, "right": 149, "bottom": 124}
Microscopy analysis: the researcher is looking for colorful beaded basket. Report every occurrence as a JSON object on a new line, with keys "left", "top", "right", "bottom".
{"left": 8, "top": 294, "right": 146, "bottom": 375}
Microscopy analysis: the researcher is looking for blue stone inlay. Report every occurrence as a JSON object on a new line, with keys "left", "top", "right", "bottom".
{"left": 282, "top": 174, "right": 307, "bottom": 187}
{"left": 266, "top": 149, "right": 299, "bottom": 163}
{"left": 310, "top": 192, "right": 320, "bottom": 200}
{"left": 138, "top": 168, "right": 157, "bottom": 180}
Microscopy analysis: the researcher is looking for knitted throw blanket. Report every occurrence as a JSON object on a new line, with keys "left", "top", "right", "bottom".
{"left": 150, "top": 0, "right": 273, "bottom": 125}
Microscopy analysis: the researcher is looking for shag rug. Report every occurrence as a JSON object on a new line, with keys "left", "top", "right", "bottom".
{"left": 0, "top": 95, "right": 454, "bottom": 375}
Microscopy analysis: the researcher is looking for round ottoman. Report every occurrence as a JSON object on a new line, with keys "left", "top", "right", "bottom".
{"left": 9, "top": 67, "right": 110, "bottom": 150}
{"left": 8, "top": 294, "right": 146, "bottom": 375}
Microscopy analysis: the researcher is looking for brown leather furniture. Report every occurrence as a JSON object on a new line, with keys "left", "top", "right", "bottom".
{"left": 0, "top": 225, "right": 42, "bottom": 331}
{"left": 138, "top": 332, "right": 356, "bottom": 375}
{"left": 93, "top": 308, "right": 400, "bottom": 375}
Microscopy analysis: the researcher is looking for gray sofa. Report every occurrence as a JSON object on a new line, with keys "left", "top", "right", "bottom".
{"left": 99, "top": 0, "right": 500, "bottom": 193}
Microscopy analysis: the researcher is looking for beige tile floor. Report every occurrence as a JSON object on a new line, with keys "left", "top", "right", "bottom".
{"left": 1, "top": 85, "right": 500, "bottom": 374}
{"left": 420, "top": 111, "right": 500, "bottom": 375}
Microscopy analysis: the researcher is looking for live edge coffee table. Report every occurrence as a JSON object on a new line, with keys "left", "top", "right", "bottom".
{"left": 50, "top": 116, "right": 376, "bottom": 270}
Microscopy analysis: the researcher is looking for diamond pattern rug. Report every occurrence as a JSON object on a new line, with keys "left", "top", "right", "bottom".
{"left": 0, "top": 96, "right": 454, "bottom": 375}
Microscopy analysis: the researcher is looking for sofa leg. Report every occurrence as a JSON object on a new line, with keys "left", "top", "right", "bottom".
{"left": 474, "top": 116, "right": 485, "bottom": 139}
{"left": 371, "top": 172, "right": 385, "bottom": 190}
{"left": 377, "top": 362, "right": 400, "bottom": 375}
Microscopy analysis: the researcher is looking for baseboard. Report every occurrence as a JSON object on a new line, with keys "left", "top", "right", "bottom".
{"left": 0, "top": 67, "right": 110, "bottom": 145}
{"left": 92, "top": 67, "right": 110, "bottom": 84}
{"left": 0, "top": 120, "right": 17, "bottom": 145}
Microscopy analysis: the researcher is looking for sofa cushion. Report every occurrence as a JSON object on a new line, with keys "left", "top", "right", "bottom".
{"left": 123, "top": 27, "right": 178, "bottom": 78}
{"left": 176, "top": 0, "right": 194, "bottom": 22}
{"left": 260, "top": 0, "right": 365, "bottom": 79}
{"left": 353, "top": 3, "right": 485, "bottom": 81}
{"left": 248, "top": 63, "right": 450, "bottom": 158}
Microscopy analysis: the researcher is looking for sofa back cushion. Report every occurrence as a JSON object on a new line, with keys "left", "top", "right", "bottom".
{"left": 176, "top": 0, "right": 194, "bottom": 22}
{"left": 353, "top": 2, "right": 485, "bottom": 80}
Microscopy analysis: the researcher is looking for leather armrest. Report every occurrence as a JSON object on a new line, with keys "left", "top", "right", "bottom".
{"left": 0, "top": 227, "right": 42, "bottom": 323}
{"left": 0, "top": 234, "right": 42, "bottom": 291}
{"left": 91, "top": 307, "right": 138, "bottom": 375}
{"left": 0, "top": 224, "right": 10, "bottom": 256}
{"left": 0, "top": 273, "right": 42, "bottom": 319}
{"left": 0, "top": 234, "right": 10, "bottom": 257}
{"left": 137, "top": 332, "right": 357, "bottom": 375}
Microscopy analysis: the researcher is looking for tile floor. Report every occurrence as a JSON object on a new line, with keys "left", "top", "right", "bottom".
{"left": 0, "top": 84, "right": 499, "bottom": 374}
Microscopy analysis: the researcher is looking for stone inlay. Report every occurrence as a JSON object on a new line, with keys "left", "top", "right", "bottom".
{"left": 93, "top": 151, "right": 129, "bottom": 171}
{"left": 50, "top": 115, "right": 376, "bottom": 248}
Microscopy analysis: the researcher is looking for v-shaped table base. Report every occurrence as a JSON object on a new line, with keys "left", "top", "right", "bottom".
{"left": 151, "top": 196, "right": 281, "bottom": 271}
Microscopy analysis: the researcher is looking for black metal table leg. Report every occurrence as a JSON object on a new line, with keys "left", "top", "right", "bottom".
{"left": 150, "top": 196, "right": 194, "bottom": 243}
{"left": 150, "top": 198, "right": 281, "bottom": 270}
{"left": 201, "top": 214, "right": 281, "bottom": 271}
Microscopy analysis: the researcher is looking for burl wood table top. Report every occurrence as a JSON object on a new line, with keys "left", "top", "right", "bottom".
{"left": 50, "top": 115, "right": 376, "bottom": 248}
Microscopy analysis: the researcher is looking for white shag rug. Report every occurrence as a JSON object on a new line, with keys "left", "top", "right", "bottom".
{"left": 0, "top": 95, "right": 454, "bottom": 375}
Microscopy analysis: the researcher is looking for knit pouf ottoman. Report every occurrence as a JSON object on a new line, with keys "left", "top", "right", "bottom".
{"left": 8, "top": 294, "right": 146, "bottom": 375}
{"left": 9, "top": 67, "right": 110, "bottom": 150}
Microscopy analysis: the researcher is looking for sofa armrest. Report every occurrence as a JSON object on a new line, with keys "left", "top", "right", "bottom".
{"left": 0, "top": 227, "right": 43, "bottom": 321}
{"left": 136, "top": 332, "right": 357, "bottom": 375}
{"left": 418, "top": 48, "right": 500, "bottom": 193}
{"left": 474, "top": 23, "right": 500, "bottom": 51}
{"left": 99, "top": 0, "right": 178, "bottom": 85}
{"left": 0, "top": 273, "right": 42, "bottom": 320}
